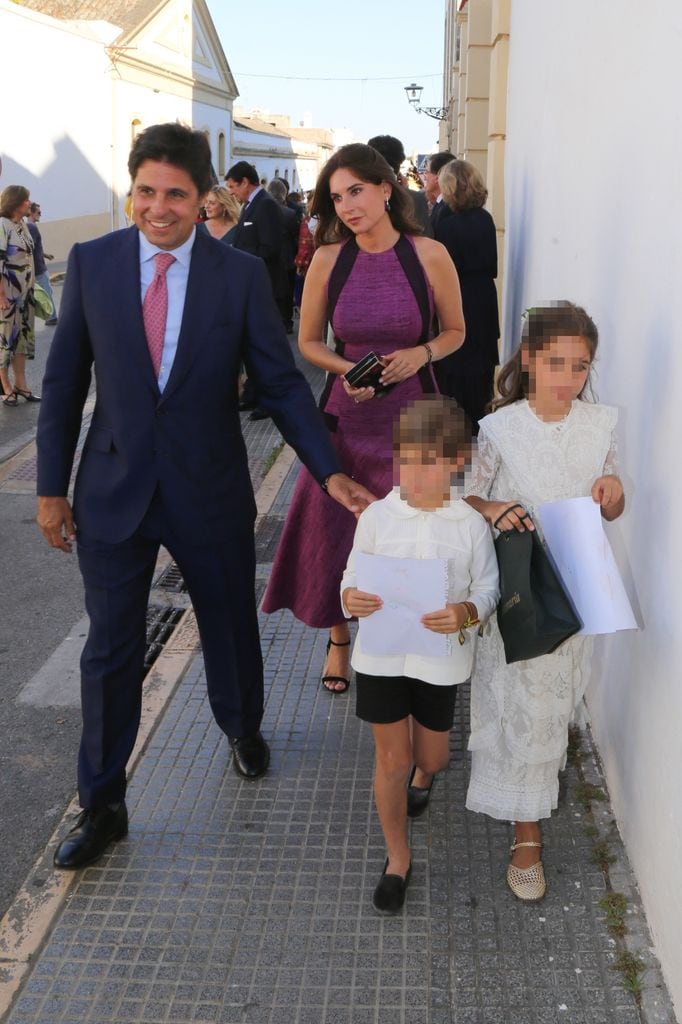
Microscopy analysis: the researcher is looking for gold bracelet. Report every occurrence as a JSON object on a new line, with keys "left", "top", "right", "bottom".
{"left": 458, "top": 601, "right": 481, "bottom": 646}
{"left": 422, "top": 342, "right": 433, "bottom": 365}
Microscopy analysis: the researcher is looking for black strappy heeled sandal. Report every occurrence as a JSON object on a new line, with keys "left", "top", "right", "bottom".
{"left": 321, "top": 636, "right": 351, "bottom": 695}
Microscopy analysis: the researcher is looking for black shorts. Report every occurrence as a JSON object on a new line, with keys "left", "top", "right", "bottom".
{"left": 355, "top": 672, "right": 457, "bottom": 732}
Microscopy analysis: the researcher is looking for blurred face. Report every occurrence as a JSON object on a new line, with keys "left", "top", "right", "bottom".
{"left": 423, "top": 166, "right": 439, "bottom": 201}
{"left": 226, "top": 177, "right": 252, "bottom": 204}
{"left": 526, "top": 335, "right": 592, "bottom": 405}
{"left": 329, "top": 168, "right": 391, "bottom": 236}
{"left": 30, "top": 205, "right": 41, "bottom": 221}
{"left": 204, "top": 193, "right": 223, "bottom": 219}
{"left": 398, "top": 444, "right": 466, "bottom": 510}
{"left": 14, "top": 195, "right": 31, "bottom": 221}
{"left": 132, "top": 160, "right": 204, "bottom": 250}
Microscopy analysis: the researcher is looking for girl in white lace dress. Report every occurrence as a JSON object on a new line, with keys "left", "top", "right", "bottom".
{"left": 465, "top": 302, "right": 625, "bottom": 901}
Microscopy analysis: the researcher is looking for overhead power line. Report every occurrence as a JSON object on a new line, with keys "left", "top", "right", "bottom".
{"left": 234, "top": 72, "right": 442, "bottom": 83}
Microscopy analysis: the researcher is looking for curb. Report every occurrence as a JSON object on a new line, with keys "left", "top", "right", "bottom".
{"left": 0, "top": 441, "right": 296, "bottom": 1021}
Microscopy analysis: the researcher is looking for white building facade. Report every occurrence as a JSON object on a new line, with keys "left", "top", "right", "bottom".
{"left": 442, "top": 0, "right": 682, "bottom": 1011}
{"left": 0, "top": 0, "right": 237, "bottom": 258}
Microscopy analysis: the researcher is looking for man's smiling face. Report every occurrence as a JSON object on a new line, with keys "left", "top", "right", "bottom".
{"left": 131, "top": 159, "right": 205, "bottom": 250}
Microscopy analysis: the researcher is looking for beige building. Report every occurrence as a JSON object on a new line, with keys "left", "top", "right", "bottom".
{"left": 439, "top": 0, "right": 510, "bottom": 314}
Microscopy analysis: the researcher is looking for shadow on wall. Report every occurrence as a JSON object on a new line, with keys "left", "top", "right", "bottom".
{"left": 0, "top": 134, "right": 112, "bottom": 237}
{"left": 502, "top": 167, "right": 532, "bottom": 359}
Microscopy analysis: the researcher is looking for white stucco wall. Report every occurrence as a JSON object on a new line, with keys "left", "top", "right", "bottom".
{"left": 232, "top": 128, "right": 318, "bottom": 192}
{"left": 110, "top": 81, "right": 233, "bottom": 228}
{"left": 0, "top": 2, "right": 114, "bottom": 255}
{"left": 504, "top": 1, "right": 682, "bottom": 1011}
{"left": 2, "top": 1, "right": 235, "bottom": 247}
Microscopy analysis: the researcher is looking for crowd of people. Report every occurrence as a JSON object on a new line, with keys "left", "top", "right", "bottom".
{"left": 13, "top": 122, "right": 625, "bottom": 918}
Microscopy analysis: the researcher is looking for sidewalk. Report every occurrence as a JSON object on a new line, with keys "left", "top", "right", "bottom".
{"left": 0, "top": 352, "right": 676, "bottom": 1024}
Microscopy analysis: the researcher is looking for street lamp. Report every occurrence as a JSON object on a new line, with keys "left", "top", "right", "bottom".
{"left": 404, "top": 82, "right": 448, "bottom": 121}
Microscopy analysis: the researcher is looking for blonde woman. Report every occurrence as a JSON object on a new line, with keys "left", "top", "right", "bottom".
{"left": 434, "top": 160, "right": 500, "bottom": 430}
{"left": 203, "top": 186, "right": 241, "bottom": 244}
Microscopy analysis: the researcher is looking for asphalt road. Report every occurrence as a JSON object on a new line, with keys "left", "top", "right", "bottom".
{"left": 0, "top": 282, "right": 89, "bottom": 919}
{"left": 0, "top": 280, "right": 64, "bottom": 461}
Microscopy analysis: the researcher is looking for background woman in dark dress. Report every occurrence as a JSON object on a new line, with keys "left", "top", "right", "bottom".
{"left": 434, "top": 160, "right": 500, "bottom": 431}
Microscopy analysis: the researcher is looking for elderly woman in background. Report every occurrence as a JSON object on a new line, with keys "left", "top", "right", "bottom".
{"left": 434, "top": 160, "right": 499, "bottom": 431}
{"left": 203, "top": 186, "right": 241, "bottom": 244}
{"left": 0, "top": 185, "right": 38, "bottom": 406}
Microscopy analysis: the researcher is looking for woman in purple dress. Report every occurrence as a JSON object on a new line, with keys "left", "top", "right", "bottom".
{"left": 262, "top": 144, "right": 465, "bottom": 692}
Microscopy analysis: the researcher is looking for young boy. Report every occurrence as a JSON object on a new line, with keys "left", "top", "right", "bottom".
{"left": 341, "top": 397, "right": 499, "bottom": 914}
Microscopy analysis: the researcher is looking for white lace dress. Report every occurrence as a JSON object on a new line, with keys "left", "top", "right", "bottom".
{"left": 466, "top": 399, "right": 618, "bottom": 821}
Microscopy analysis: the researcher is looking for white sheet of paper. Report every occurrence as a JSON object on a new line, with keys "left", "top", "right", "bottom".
{"left": 537, "top": 497, "right": 637, "bottom": 636}
{"left": 355, "top": 552, "right": 449, "bottom": 657}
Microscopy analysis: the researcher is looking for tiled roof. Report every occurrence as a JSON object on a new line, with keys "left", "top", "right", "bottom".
{"left": 233, "top": 117, "right": 293, "bottom": 139}
{"left": 17, "top": 0, "right": 163, "bottom": 33}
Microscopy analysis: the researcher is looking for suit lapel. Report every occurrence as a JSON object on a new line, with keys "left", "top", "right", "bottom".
{"left": 119, "top": 227, "right": 160, "bottom": 396}
{"left": 159, "top": 228, "right": 218, "bottom": 403}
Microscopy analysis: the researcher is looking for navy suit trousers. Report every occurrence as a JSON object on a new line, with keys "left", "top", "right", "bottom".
{"left": 76, "top": 490, "right": 263, "bottom": 808}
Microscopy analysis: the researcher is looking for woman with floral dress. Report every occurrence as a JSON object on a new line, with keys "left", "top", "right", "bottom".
{"left": 0, "top": 185, "right": 39, "bottom": 406}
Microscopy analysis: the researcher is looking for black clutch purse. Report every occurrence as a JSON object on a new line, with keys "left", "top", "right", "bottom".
{"left": 494, "top": 519, "right": 581, "bottom": 664}
{"left": 344, "top": 351, "right": 395, "bottom": 397}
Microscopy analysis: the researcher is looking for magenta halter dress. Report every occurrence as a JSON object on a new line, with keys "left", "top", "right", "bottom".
{"left": 262, "top": 234, "right": 437, "bottom": 628}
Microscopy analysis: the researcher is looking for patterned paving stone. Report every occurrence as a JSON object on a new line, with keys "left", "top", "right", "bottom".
{"left": 2, "top": 342, "right": 675, "bottom": 1024}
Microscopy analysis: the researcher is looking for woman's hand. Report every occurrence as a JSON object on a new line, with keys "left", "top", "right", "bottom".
{"left": 341, "top": 378, "right": 375, "bottom": 404}
{"left": 343, "top": 587, "right": 383, "bottom": 617}
{"left": 422, "top": 603, "right": 469, "bottom": 634}
{"left": 592, "top": 474, "right": 625, "bottom": 520}
{"left": 483, "top": 500, "right": 535, "bottom": 532}
{"left": 379, "top": 347, "right": 428, "bottom": 386}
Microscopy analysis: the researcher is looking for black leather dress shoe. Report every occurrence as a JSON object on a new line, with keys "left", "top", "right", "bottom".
{"left": 406, "top": 765, "right": 435, "bottom": 819}
{"left": 238, "top": 399, "right": 257, "bottom": 412}
{"left": 248, "top": 407, "right": 271, "bottom": 421}
{"left": 53, "top": 803, "right": 128, "bottom": 870}
{"left": 228, "top": 732, "right": 270, "bottom": 779}
{"left": 372, "top": 859, "right": 412, "bottom": 915}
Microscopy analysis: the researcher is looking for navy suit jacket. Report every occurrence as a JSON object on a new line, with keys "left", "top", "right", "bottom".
{"left": 36, "top": 226, "right": 339, "bottom": 543}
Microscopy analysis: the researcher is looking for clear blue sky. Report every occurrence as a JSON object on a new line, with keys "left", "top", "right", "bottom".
{"left": 205, "top": 0, "right": 447, "bottom": 158}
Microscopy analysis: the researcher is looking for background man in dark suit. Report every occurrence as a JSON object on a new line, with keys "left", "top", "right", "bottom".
{"left": 226, "top": 160, "right": 288, "bottom": 417}
{"left": 267, "top": 178, "right": 299, "bottom": 335}
{"left": 367, "top": 134, "right": 433, "bottom": 238}
{"left": 36, "top": 123, "right": 373, "bottom": 870}
{"left": 424, "top": 151, "right": 456, "bottom": 233}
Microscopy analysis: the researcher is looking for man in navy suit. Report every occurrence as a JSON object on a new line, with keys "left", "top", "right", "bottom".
{"left": 226, "top": 160, "right": 288, "bottom": 417}
{"left": 36, "top": 123, "right": 373, "bottom": 869}
{"left": 424, "top": 151, "right": 456, "bottom": 233}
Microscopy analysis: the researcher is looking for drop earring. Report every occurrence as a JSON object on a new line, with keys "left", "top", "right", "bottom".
{"left": 384, "top": 196, "right": 391, "bottom": 212}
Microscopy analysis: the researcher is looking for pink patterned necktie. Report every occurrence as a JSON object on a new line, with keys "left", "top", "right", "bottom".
{"left": 143, "top": 252, "right": 176, "bottom": 377}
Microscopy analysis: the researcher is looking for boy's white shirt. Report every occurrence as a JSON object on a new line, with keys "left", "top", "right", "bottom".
{"left": 340, "top": 487, "right": 500, "bottom": 686}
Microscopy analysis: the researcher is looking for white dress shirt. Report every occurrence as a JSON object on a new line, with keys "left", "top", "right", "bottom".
{"left": 340, "top": 488, "right": 500, "bottom": 686}
{"left": 139, "top": 227, "right": 196, "bottom": 392}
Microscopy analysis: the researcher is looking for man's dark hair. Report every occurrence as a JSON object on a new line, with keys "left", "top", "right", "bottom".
{"left": 276, "top": 176, "right": 291, "bottom": 194}
{"left": 226, "top": 161, "right": 259, "bottom": 186}
{"left": 368, "top": 135, "right": 406, "bottom": 176}
{"left": 29, "top": 202, "right": 40, "bottom": 214}
{"left": 428, "top": 151, "right": 455, "bottom": 175}
{"left": 128, "top": 122, "right": 213, "bottom": 195}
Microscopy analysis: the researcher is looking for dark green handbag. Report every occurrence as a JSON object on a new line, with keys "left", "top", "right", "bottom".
{"left": 494, "top": 516, "right": 581, "bottom": 664}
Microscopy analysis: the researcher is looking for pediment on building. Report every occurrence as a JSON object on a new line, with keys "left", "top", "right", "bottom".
{"left": 20, "top": 0, "right": 237, "bottom": 98}
{"left": 114, "top": 0, "right": 238, "bottom": 98}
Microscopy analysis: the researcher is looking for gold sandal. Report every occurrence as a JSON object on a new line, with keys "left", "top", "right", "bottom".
{"left": 506, "top": 841, "right": 546, "bottom": 901}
